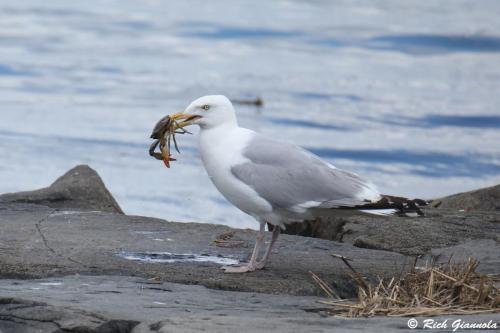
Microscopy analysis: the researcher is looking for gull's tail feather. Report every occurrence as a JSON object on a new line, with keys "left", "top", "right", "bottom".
{"left": 339, "top": 195, "right": 428, "bottom": 217}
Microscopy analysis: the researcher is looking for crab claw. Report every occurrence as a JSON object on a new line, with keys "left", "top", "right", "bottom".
{"left": 162, "top": 156, "right": 176, "bottom": 168}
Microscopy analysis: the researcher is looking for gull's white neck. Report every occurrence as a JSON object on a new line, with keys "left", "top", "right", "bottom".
{"left": 198, "top": 122, "right": 253, "bottom": 170}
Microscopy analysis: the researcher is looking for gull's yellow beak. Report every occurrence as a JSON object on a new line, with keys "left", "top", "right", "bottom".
{"left": 168, "top": 112, "right": 202, "bottom": 130}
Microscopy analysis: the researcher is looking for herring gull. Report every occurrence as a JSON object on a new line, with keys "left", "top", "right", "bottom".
{"left": 156, "top": 95, "right": 425, "bottom": 273}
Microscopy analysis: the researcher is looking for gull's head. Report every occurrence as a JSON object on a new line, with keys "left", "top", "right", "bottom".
{"left": 168, "top": 95, "right": 237, "bottom": 130}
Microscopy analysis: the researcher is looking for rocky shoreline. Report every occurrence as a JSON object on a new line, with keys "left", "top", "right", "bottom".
{"left": 0, "top": 165, "right": 498, "bottom": 332}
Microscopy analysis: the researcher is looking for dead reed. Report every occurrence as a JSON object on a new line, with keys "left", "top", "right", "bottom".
{"left": 312, "top": 256, "right": 499, "bottom": 317}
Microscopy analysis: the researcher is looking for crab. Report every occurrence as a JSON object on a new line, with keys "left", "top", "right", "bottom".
{"left": 149, "top": 114, "right": 191, "bottom": 168}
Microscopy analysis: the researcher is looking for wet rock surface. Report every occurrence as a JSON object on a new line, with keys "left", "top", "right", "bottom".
{"left": 0, "top": 165, "right": 123, "bottom": 214}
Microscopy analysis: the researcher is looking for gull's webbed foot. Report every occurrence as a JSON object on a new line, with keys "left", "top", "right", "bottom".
{"left": 220, "top": 221, "right": 277, "bottom": 273}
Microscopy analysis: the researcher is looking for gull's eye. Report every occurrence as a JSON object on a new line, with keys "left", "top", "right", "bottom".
{"left": 201, "top": 104, "right": 210, "bottom": 111}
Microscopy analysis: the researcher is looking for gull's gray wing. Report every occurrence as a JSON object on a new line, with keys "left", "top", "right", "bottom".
{"left": 231, "top": 134, "right": 379, "bottom": 210}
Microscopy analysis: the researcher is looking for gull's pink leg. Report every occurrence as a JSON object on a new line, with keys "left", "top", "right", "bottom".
{"left": 255, "top": 226, "right": 280, "bottom": 269}
{"left": 222, "top": 222, "right": 265, "bottom": 273}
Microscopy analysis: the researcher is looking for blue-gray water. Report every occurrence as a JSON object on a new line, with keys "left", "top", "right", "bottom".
{"left": 1, "top": 1, "right": 499, "bottom": 229}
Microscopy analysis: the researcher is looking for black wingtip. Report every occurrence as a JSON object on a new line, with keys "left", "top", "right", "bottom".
{"left": 379, "top": 195, "right": 428, "bottom": 217}
{"left": 336, "top": 195, "right": 428, "bottom": 217}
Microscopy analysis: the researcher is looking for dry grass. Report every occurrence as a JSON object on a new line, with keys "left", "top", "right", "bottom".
{"left": 212, "top": 231, "right": 246, "bottom": 248}
{"left": 312, "top": 255, "right": 500, "bottom": 317}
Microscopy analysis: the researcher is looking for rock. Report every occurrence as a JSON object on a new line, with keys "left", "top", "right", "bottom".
{"left": 0, "top": 202, "right": 410, "bottom": 298}
{"left": 280, "top": 218, "right": 346, "bottom": 241}
{"left": 0, "top": 297, "right": 139, "bottom": 333}
{"left": 430, "top": 184, "right": 500, "bottom": 211}
{"left": 422, "top": 239, "right": 500, "bottom": 275}
{"left": 0, "top": 276, "right": 333, "bottom": 333}
{"left": 1, "top": 276, "right": 498, "bottom": 333}
{"left": 282, "top": 209, "right": 500, "bottom": 256}
{"left": 1, "top": 169, "right": 499, "bottom": 332}
{"left": 0, "top": 165, "right": 123, "bottom": 214}
{"left": 282, "top": 184, "right": 500, "bottom": 254}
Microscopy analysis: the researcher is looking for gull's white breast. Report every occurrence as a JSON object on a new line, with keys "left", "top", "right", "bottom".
{"left": 198, "top": 125, "right": 273, "bottom": 220}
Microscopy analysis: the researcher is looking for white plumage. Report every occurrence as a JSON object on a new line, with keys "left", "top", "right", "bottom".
{"left": 166, "top": 95, "right": 417, "bottom": 273}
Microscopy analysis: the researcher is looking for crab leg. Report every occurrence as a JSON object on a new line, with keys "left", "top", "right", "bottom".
{"left": 149, "top": 139, "right": 163, "bottom": 160}
{"left": 172, "top": 131, "right": 181, "bottom": 153}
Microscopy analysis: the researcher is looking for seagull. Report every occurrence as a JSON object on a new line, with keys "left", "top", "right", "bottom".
{"left": 159, "top": 95, "right": 426, "bottom": 273}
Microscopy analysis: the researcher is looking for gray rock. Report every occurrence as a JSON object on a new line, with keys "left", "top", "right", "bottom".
{"left": 1, "top": 167, "right": 499, "bottom": 332}
{"left": 1, "top": 276, "right": 498, "bottom": 333}
{"left": 430, "top": 184, "right": 500, "bottom": 211}
{"left": 422, "top": 239, "right": 500, "bottom": 275}
{"left": 0, "top": 275, "right": 332, "bottom": 333}
{"left": 0, "top": 165, "right": 123, "bottom": 214}
{"left": 282, "top": 184, "right": 500, "bottom": 256}
{"left": 0, "top": 296, "right": 139, "bottom": 333}
{"left": 282, "top": 209, "right": 500, "bottom": 256}
{"left": 0, "top": 202, "right": 410, "bottom": 297}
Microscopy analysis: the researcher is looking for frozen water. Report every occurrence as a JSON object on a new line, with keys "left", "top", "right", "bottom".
{"left": 1, "top": 1, "right": 499, "bottom": 229}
